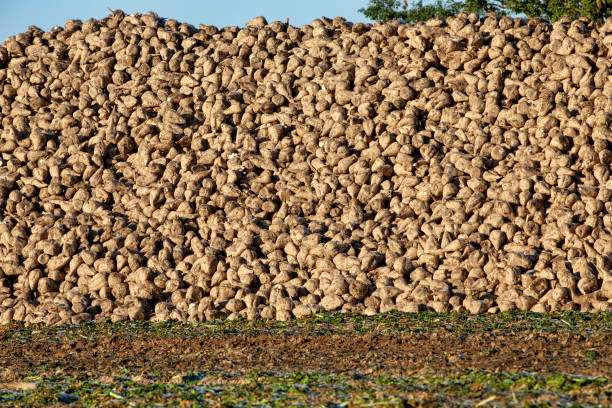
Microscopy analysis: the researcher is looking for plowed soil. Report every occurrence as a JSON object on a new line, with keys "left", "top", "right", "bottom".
{"left": 2, "top": 321, "right": 610, "bottom": 379}
{"left": 1, "top": 313, "right": 610, "bottom": 406}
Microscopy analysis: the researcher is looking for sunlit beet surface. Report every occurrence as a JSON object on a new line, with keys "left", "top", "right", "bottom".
{"left": 0, "top": 11, "right": 611, "bottom": 327}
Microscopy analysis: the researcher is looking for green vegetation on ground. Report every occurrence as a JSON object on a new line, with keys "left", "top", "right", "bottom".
{"left": 1, "top": 310, "right": 610, "bottom": 343}
{"left": 1, "top": 368, "right": 610, "bottom": 407}
{"left": 1, "top": 311, "right": 610, "bottom": 407}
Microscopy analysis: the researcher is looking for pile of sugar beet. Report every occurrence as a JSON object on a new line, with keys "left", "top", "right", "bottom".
{"left": 0, "top": 10, "right": 611, "bottom": 326}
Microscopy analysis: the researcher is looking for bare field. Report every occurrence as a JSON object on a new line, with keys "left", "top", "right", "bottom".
{"left": 1, "top": 311, "right": 611, "bottom": 406}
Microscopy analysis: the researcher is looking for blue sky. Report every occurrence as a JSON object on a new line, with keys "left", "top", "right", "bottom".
{"left": 1, "top": 0, "right": 375, "bottom": 43}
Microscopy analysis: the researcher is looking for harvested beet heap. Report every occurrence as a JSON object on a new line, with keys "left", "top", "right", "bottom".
{"left": 0, "top": 11, "right": 611, "bottom": 326}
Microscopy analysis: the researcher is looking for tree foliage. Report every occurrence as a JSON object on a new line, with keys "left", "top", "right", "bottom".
{"left": 503, "top": 0, "right": 611, "bottom": 22}
{"left": 359, "top": 0, "right": 611, "bottom": 23}
{"left": 360, "top": 0, "right": 463, "bottom": 22}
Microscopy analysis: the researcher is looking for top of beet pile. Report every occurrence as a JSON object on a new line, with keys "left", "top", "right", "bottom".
{"left": 0, "top": 11, "right": 611, "bottom": 325}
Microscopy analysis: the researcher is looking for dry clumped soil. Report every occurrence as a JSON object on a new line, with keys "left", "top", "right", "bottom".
{"left": 1, "top": 314, "right": 610, "bottom": 406}
{"left": 0, "top": 10, "right": 611, "bottom": 325}
{"left": 2, "top": 314, "right": 610, "bottom": 378}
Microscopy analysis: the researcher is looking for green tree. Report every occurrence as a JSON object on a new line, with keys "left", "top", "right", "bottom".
{"left": 359, "top": 0, "right": 466, "bottom": 22}
{"left": 462, "top": 0, "right": 507, "bottom": 15}
{"left": 503, "top": 0, "right": 611, "bottom": 22}
{"left": 359, "top": 0, "right": 610, "bottom": 23}
{"left": 401, "top": 0, "right": 469, "bottom": 22}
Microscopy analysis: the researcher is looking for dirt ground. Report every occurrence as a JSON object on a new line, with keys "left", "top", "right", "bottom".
{"left": 2, "top": 326, "right": 610, "bottom": 379}
{"left": 1, "top": 313, "right": 610, "bottom": 406}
